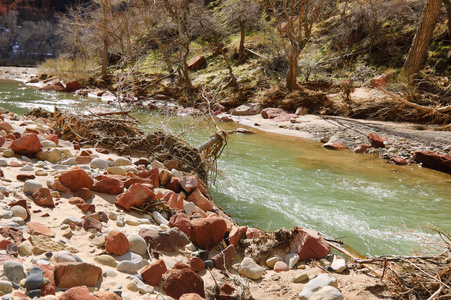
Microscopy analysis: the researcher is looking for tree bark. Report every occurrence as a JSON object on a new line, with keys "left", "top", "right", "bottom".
{"left": 101, "top": 1, "right": 108, "bottom": 75}
{"left": 444, "top": 0, "right": 451, "bottom": 39}
{"left": 286, "top": 49, "right": 299, "bottom": 91}
{"left": 235, "top": 20, "right": 246, "bottom": 65}
{"left": 401, "top": 0, "right": 442, "bottom": 82}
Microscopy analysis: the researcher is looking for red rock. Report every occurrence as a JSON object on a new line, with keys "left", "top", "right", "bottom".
{"left": 54, "top": 262, "right": 102, "bottom": 288}
{"left": 179, "top": 176, "right": 198, "bottom": 194}
{"left": 93, "top": 291, "right": 122, "bottom": 300}
{"left": 136, "top": 168, "right": 159, "bottom": 187}
{"left": 353, "top": 144, "right": 372, "bottom": 153}
{"left": 51, "top": 180, "right": 71, "bottom": 194}
{"left": 391, "top": 156, "right": 408, "bottom": 165}
{"left": 25, "top": 128, "right": 39, "bottom": 134}
{"left": 322, "top": 142, "right": 347, "bottom": 150}
{"left": 245, "top": 227, "right": 263, "bottom": 238}
{"left": 0, "top": 121, "right": 13, "bottom": 133}
{"left": 273, "top": 261, "right": 289, "bottom": 272}
{"left": 95, "top": 148, "right": 109, "bottom": 154}
{"left": 38, "top": 264, "right": 55, "bottom": 296}
{"left": 211, "top": 245, "right": 235, "bottom": 270}
{"left": 141, "top": 259, "right": 167, "bottom": 286}
{"left": 371, "top": 74, "right": 387, "bottom": 87}
{"left": 8, "top": 200, "right": 31, "bottom": 221}
{"left": 105, "top": 231, "right": 129, "bottom": 255}
{"left": 228, "top": 226, "right": 247, "bottom": 246}
{"left": 44, "top": 134, "right": 58, "bottom": 145}
{"left": 289, "top": 228, "right": 330, "bottom": 261}
{"left": 11, "top": 133, "right": 42, "bottom": 154}
{"left": 187, "top": 55, "right": 205, "bottom": 70}
{"left": 32, "top": 188, "right": 54, "bottom": 208}
{"left": 220, "top": 283, "right": 236, "bottom": 300}
{"left": 82, "top": 216, "right": 102, "bottom": 232}
{"left": 92, "top": 178, "right": 124, "bottom": 195}
{"left": 165, "top": 160, "right": 179, "bottom": 170}
{"left": 68, "top": 197, "right": 85, "bottom": 205}
{"left": 166, "top": 177, "right": 182, "bottom": 193}
{"left": 8, "top": 161, "right": 23, "bottom": 167}
{"left": 58, "top": 285, "right": 98, "bottom": 300}
{"left": 79, "top": 150, "right": 92, "bottom": 156}
{"left": 163, "top": 268, "right": 205, "bottom": 299}
{"left": 39, "top": 83, "right": 65, "bottom": 92}
{"left": 189, "top": 217, "right": 228, "bottom": 250}
{"left": 59, "top": 167, "right": 94, "bottom": 192}
{"left": 413, "top": 151, "right": 451, "bottom": 174}
{"left": 367, "top": 133, "right": 386, "bottom": 148}
{"left": 26, "top": 222, "right": 55, "bottom": 237}
{"left": 139, "top": 228, "right": 190, "bottom": 252}
{"left": 73, "top": 188, "right": 93, "bottom": 201}
{"left": 64, "top": 81, "right": 83, "bottom": 93}
{"left": 169, "top": 212, "right": 191, "bottom": 236}
{"left": 6, "top": 133, "right": 17, "bottom": 140}
{"left": 187, "top": 188, "right": 212, "bottom": 211}
{"left": 188, "top": 257, "right": 205, "bottom": 272}
{"left": 174, "top": 262, "right": 190, "bottom": 269}
{"left": 0, "top": 227, "right": 24, "bottom": 243}
{"left": 77, "top": 203, "right": 95, "bottom": 213}
{"left": 16, "top": 174, "right": 35, "bottom": 181}
{"left": 75, "top": 155, "right": 92, "bottom": 164}
{"left": 261, "top": 108, "right": 288, "bottom": 119}
{"left": 164, "top": 192, "right": 184, "bottom": 210}
{"left": 0, "top": 136, "right": 5, "bottom": 146}
{"left": 180, "top": 294, "right": 206, "bottom": 300}
{"left": 273, "top": 113, "right": 299, "bottom": 122}
{"left": 115, "top": 183, "right": 156, "bottom": 211}
{"left": 0, "top": 239, "right": 12, "bottom": 249}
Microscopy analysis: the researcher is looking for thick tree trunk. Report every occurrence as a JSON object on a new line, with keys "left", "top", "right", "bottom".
{"left": 286, "top": 50, "right": 299, "bottom": 91}
{"left": 235, "top": 20, "right": 246, "bottom": 66}
{"left": 401, "top": 0, "right": 442, "bottom": 82}
{"left": 444, "top": 0, "right": 451, "bottom": 39}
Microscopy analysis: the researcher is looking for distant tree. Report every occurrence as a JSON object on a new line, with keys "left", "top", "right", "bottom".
{"left": 401, "top": 0, "right": 442, "bottom": 82}
{"left": 221, "top": 0, "right": 262, "bottom": 65}
{"left": 268, "top": 0, "right": 326, "bottom": 91}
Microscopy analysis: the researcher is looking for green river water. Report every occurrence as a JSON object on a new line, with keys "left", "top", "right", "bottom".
{"left": 1, "top": 79, "right": 450, "bottom": 256}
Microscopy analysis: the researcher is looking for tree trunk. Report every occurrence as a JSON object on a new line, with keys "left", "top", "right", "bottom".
{"left": 235, "top": 20, "right": 246, "bottom": 66}
{"left": 101, "top": 2, "right": 108, "bottom": 75}
{"left": 444, "top": 0, "right": 451, "bottom": 39}
{"left": 401, "top": 0, "right": 442, "bottom": 82}
{"left": 286, "top": 50, "right": 299, "bottom": 91}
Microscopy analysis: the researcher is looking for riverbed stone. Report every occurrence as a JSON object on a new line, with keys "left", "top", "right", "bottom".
{"left": 239, "top": 257, "right": 264, "bottom": 280}
{"left": 189, "top": 216, "right": 227, "bottom": 250}
{"left": 93, "top": 177, "right": 124, "bottom": 195}
{"left": 105, "top": 231, "right": 129, "bottom": 255}
{"left": 298, "top": 273, "right": 338, "bottom": 300}
{"left": 117, "top": 260, "right": 138, "bottom": 274}
{"left": 11, "top": 205, "right": 28, "bottom": 220}
{"left": 58, "top": 286, "right": 98, "bottom": 300}
{"left": 127, "top": 233, "right": 147, "bottom": 255}
{"left": 273, "top": 261, "right": 289, "bottom": 272}
{"left": 114, "top": 157, "right": 132, "bottom": 166}
{"left": 0, "top": 280, "right": 13, "bottom": 293}
{"left": 59, "top": 167, "right": 93, "bottom": 192}
{"left": 32, "top": 188, "right": 54, "bottom": 208}
{"left": 90, "top": 158, "right": 109, "bottom": 169}
{"left": 11, "top": 133, "right": 42, "bottom": 154}
{"left": 290, "top": 228, "right": 330, "bottom": 261}
{"left": 54, "top": 262, "right": 102, "bottom": 288}
{"left": 4, "top": 260, "right": 26, "bottom": 283}
{"left": 294, "top": 272, "right": 309, "bottom": 283}
{"left": 115, "top": 183, "right": 156, "bottom": 211}
{"left": 367, "top": 133, "right": 386, "bottom": 148}
{"left": 94, "top": 254, "right": 118, "bottom": 267}
{"left": 18, "top": 241, "right": 33, "bottom": 256}
{"left": 35, "top": 148, "right": 62, "bottom": 163}
{"left": 141, "top": 259, "right": 167, "bottom": 286}
{"left": 285, "top": 253, "right": 299, "bottom": 269}
{"left": 139, "top": 227, "right": 189, "bottom": 252}
{"left": 25, "top": 267, "right": 44, "bottom": 290}
{"left": 163, "top": 268, "right": 205, "bottom": 299}
{"left": 26, "top": 222, "right": 55, "bottom": 237}
{"left": 309, "top": 286, "right": 344, "bottom": 300}
{"left": 266, "top": 256, "right": 282, "bottom": 269}
{"left": 23, "top": 179, "right": 43, "bottom": 195}
{"left": 331, "top": 257, "right": 347, "bottom": 273}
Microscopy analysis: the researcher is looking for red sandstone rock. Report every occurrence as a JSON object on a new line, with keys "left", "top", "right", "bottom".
{"left": 139, "top": 228, "right": 190, "bottom": 252}
{"left": 187, "top": 189, "right": 212, "bottom": 211}
{"left": 92, "top": 178, "right": 124, "bottom": 195}
{"left": 211, "top": 245, "right": 235, "bottom": 270}
{"left": 44, "top": 134, "right": 58, "bottom": 145}
{"left": 39, "top": 83, "right": 65, "bottom": 92}
{"left": 95, "top": 148, "right": 109, "bottom": 154}
{"left": 180, "top": 294, "right": 206, "bottom": 300}
{"left": 164, "top": 192, "right": 184, "bottom": 210}
{"left": 68, "top": 197, "right": 85, "bottom": 205}
{"left": 261, "top": 108, "right": 288, "bottom": 119}
{"left": 274, "top": 261, "right": 289, "bottom": 272}
{"left": 26, "top": 222, "right": 55, "bottom": 237}
{"left": 179, "top": 176, "right": 198, "bottom": 194}
{"left": 391, "top": 156, "right": 408, "bottom": 165}
{"left": 93, "top": 291, "right": 122, "bottom": 300}
{"left": 0, "top": 121, "right": 13, "bottom": 133}
{"left": 220, "top": 283, "right": 237, "bottom": 300}
{"left": 105, "top": 231, "right": 129, "bottom": 255}
{"left": 58, "top": 285, "right": 98, "bottom": 300}
{"left": 367, "top": 133, "right": 386, "bottom": 148}
{"left": 64, "top": 81, "right": 83, "bottom": 93}
{"left": 322, "top": 142, "right": 347, "bottom": 150}
{"left": 75, "top": 155, "right": 93, "bottom": 164}
{"left": 76, "top": 203, "right": 95, "bottom": 213}
{"left": 163, "top": 268, "right": 205, "bottom": 299}
{"left": 16, "top": 174, "right": 35, "bottom": 181}
{"left": 167, "top": 177, "right": 182, "bottom": 193}
{"left": 413, "top": 151, "right": 451, "bottom": 174}
{"left": 51, "top": 180, "right": 71, "bottom": 194}
{"left": 289, "top": 228, "right": 330, "bottom": 261}
{"left": 82, "top": 216, "right": 102, "bottom": 232}
{"left": 32, "top": 188, "right": 54, "bottom": 208}
{"left": 188, "top": 257, "right": 205, "bottom": 272}
{"left": 0, "top": 136, "right": 5, "bottom": 146}
{"left": 38, "top": 264, "right": 55, "bottom": 296}
{"left": 11, "top": 133, "right": 42, "bottom": 154}
{"left": 169, "top": 212, "right": 191, "bottom": 236}
{"left": 245, "top": 227, "right": 264, "bottom": 238}
{"left": 189, "top": 216, "right": 228, "bottom": 250}
{"left": 54, "top": 262, "right": 102, "bottom": 288}
{"left": 228, "top": 226, "right": 247, "bottom": 246}
{"left": 187, "top": 55, "right": 205, "bottom": 70}
{"left": 141, "top": 259, "right": 167, "bottom": 286}
{"left": 371, "top": 74, "right": 387, "bottom": 87}
{"left": 353, "top": 144, "right": 372, "bottom": 153}
{"left": 115, "top": 183, "right": 156, "bottom": 211}
{"left": 136, "top": 168, "right": 159, "bottom": 187}
{"left": 73, "top": 188, "right": 93, "bottom": 201}
{"left": 59, "top": 167, "right": 94, "bottom": 192}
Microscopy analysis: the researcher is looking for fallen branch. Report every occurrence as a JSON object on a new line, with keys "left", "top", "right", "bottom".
{"left": 378, "top": 87, "right": 451, "bottom": 113}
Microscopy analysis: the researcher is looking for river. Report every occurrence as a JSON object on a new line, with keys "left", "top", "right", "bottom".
{"left": 1, "top": 78, "right": 450, "bottom": 256}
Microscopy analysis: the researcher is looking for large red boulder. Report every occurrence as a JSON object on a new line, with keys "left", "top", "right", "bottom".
{"left": 367, "top": 133, "right": 386, "bottom": 148}
{"left": 169, "top": 212, "right": 191, "bottom": 236}
{"left": 105, "top": 231, "right": 129, "bottom": 255}
{"left": 228, "top": 226, "right": 247, "bottom": 246}
{"left": 115, "top": 183, "right": 156, "bottom": 211}
{"left": 92, "top": 178, "right": 124, "bottom": 195}
{"left": 58, "top": 286, "right": 98, "bottom": 300}
{"left": 187, "top": 55, "right": 205, "bottom": 70}
{"left": 59, "top": 167, "right": 94, "bottom": 192}
{"left": 32, "top": 188, "right": 54, "bottom": 208}
{"left": 136, "top": 168, "right": 159, "bottom": 187}
{"left": 141, "top": 259, "right": 167, "bottom": 286}
{"left": 413, "top": 151, "right": 451, "bottom": 174}
{"left": 189, "top": 217, "right": 228, "bottom": 250}
{"left": 11, "top": 133, "right": 42, "bottom": 154}
{"left": 289, "top": 228, "right": 330, "bottom": 261}
{"left": 163, "top": 192, "right": 184, "bottom": 210}
{"left": 187, "top": 189, "right": 212, "bottom": 211}
{"left": 261, "top": 108, "right": 288, "bottom": 119}
{"left": 54, "top": 262, "right": 102, "bottom": 288}
{"left": 38, "top": 264, "right": 55, "bottom": 296}
{"left": 162, "top": 268, "right": 205, "bottom": 299}
{"left": 64, "top": 81, "right": 83, "bottom": 93}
